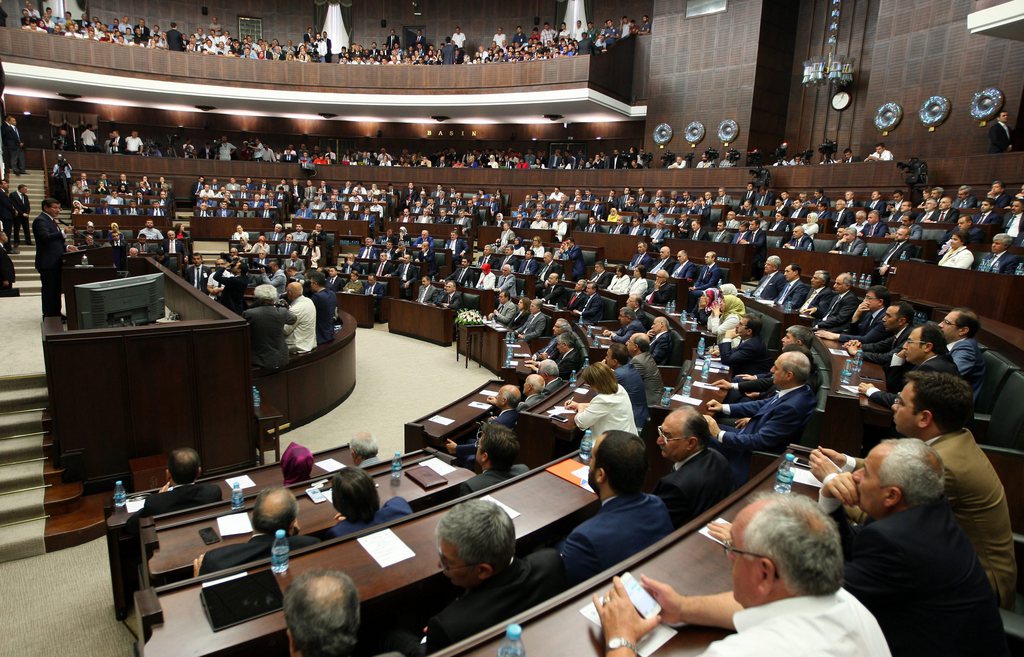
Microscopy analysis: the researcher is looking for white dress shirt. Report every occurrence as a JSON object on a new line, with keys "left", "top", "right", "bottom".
{"left": 283, "top": 295, "right": 316, "bottom": 353}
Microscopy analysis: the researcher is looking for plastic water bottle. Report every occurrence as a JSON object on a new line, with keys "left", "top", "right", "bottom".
{"left": 840, "top": 359, "right": 852, "bottom": 385}
{"left": 899, "top": 250, "right": 908, "bottom": 261}
{"left": 113, "top": 480, "right": 126, "bottom": 507}
{"left": 505, "top": 344, "right": 514, "bottom": 367}
{"left": 667, "top": 299, "right": 675, "bottom": 313}
{"left": 697, "top": 336, "right": 706, "bottom": 358}
{"left": 579, "top": 429, "right": 593, "bottom": 465}
{"left": 784, "top": 300, "right": 794, "bottom": 313}
{"left": 773, "top": 453, "right": 796, "bottom": 494}
{"left": 569, "top": 369, "right": 577, "bottom": 387}
{"left": 1016, "top": 263, "right": 1024, "bottom": 276}
{"left": 854, "top": 349, "right": 863, "bottom": 374}
{"left": 390, "top": 451, "right": 402, "bottom": 482}
{"left": 252, "top": 386, "right": 261, "bottom": 407}
{"left": 270, "top": 529, "right": 290, "bottom": 574}
{"left": 592, "top": 333, "right": 600, "bottom": 347}
{"left": 497, "top": 624, "right": 525, "bottom": 657}
{"left": 582, "top": 355, "right": 589, "bottom": 369}
{"left": 660, "top": 386, "right": 672, "bottom": 406}
{"left": 681, "top": 309, "right": 688, "bottom": 323}
{"left": 701, "top": 357, "right": 711, "bottom": 382}
{"left": 230, "top": 482, "right": 244, "bottom": 510}
{"left": 682, "top": 375, "right": 693, "bottom": 396}
{"left": 81, "top": 255, "right": 90, "bottom": 266}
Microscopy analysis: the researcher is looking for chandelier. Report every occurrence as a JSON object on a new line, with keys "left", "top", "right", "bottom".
{"left": 802, "top": 0, "right": 854, "bottom": 88}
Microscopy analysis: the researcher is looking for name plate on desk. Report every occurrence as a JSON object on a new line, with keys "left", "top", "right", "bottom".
{"left": 405, "top": 465, "right": 447, "bottom": 490}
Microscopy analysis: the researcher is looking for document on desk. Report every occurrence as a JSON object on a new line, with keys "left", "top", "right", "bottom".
{"left": 671, "top": 394, "right": 703, "bottom": 406}
{"left": 514, "top": 353, "right": 531, "bottom": 358}
{"left": 467, "top": 401, "right": 492, "bottom": 410}
{"left": 420, "top": 457, "right": 457, "bottom": 476}
{"left": 546, "top": 406, "right": 572, "bottom": 416}
{"left": 579, "top": 602, "right": 677, "bottom": 656}
{"left": 358, "top": 529, "right": 415, "bottom": 568}
{"left": 217, "top": 512, "right": 253, "bottom": 537}
{"left": 693, "top": 360, "right": 727, "bottom": 372}
{"left": 574, "top": 387, "right": 590, "bottom": 395}
{"left": 224, "top": 475, "right": 256, "bottom": 489}
{"left": 427, "top": 415, "right": 455, "bottom": 426}
{"left": 698, "top": 518, "right": 730, "bottom": 546}
{"left": 829, "top": 348, "right": 849, "bottom": 357}
{"left": 479, "top": 389, "right": 500, "bottom": 396}
{"left": 570, "top": 465, "right": 595, "bottom": 493}
{"left": 125, "top": 498, "right": 147, "bottom": 513}
{"left": 314, "top": 458, "right": 346, "bottom": 473}
{"left": 839, "top": 384, "right": 861, "bottom": 396}
{"left": 480, "top": 495, "right": 521, "bottom": 519}
{"left": 791, "top": 467, "right": 823, "bottom": 488}
{"left": 202, "top": 571, "right": 247, "bottom": 589}
{"left": 692, "top": 381, "right": 720, "bottom": 390}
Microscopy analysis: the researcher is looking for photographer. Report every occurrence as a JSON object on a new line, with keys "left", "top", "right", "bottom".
{"left": 243, "top": 284, "right": 296, "bottom": 372}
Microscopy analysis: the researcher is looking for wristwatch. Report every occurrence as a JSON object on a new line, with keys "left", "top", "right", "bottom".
{"left": 606, "top": 637, "right": 638, "bottom": 654}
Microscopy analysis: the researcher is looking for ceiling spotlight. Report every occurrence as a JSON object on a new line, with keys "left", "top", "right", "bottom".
{"left": 319, "top": 112, "right": 338, "bottom": 119}
{"left": 431, "top": 115, "right": 450, "bottom": 122}
{"left": 57, "top": 92, "right": 82, "bottom": 100}
{"left": 543, "top": 114, "right": 564, "bottom": 121}
{"left": 195, "top": 105, "right": 216, "bottom": 112}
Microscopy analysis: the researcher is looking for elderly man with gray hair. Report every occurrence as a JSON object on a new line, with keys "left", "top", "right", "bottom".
{"left": 537, "top": 359, "right": 564, "bottom": 395}
{"left": 518, "top": 373, "right": 549, "bottom": 410}
{"left": 349, "top": 432, "right": 380, "bottom": 467}
{"left": 818, "top": 439, "right": 1010, "bottom": 657}
{"left": 982, "top": 233, "right": 1020, "bottom": 274}
{"left": 243, "top": 284, "right": 296, "bottom": 372}
{"left": 593, "top": 494, "right": 891, "bottom": 657}
{"left": 284, "top": 569, "right": 361, "bottom": 657}
{"left": 391, "top": 499, "right": 566, "bottom": 654}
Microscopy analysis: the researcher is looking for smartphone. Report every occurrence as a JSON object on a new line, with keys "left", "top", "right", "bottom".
{"left": 620, "top": 571, "right": 661, "bottom": 619}
{"left": 793, "top": 456, "right": 812, "bottom": 469}
{"left": 551, "top": 415, "right": 570, "bottom": 423}
{"left": 199, "top": 527, "right": 221, "bottom": 545}
{"left": 306, "top": 487, "right": 328, "bottom": 504}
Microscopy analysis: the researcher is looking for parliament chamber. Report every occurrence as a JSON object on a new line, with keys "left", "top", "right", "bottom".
{"left": 1, "top": 0, "right": 1024, "bottom": 656}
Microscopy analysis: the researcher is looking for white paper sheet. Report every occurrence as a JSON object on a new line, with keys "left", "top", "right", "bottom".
{"left": 420, "top": 457, "right": 457, "bottom": 476}
{"left": 427, "top": 415, "right": 455, "bottom": 426}
{"left": 570, "top": 465, "right": 595, "bottom": 493}
{"left": 792, "top": 467, "right": 823, "bottom": 488}
{"left": 125, "top": 498, "right": 146, "bottom": 513}
{"left": 480, "top": 495, "right": 521, "bottom": 519}
{"left": 671, "top": 394, "right": 702, "bottom": 406}
{"left": 357, "top": 529, "right": 416, "bottom": 568}
{"left": 839, "top": 384, "right": 861, "bottom": 396}
{"left": 829, "top": 348, "right": 849, "bottom": 356}
{"left": 574, "top": 387, "right": 590, "bottom": 395}
{"left": 508, "top": 360, "right": 519, "bottom": 366}
{"left": 216, "top": 512, "right": 253, "bottom": 537}
{"left": 546, "top": 406, "right": 572, "bottom": 416}
{"left": 698, "top": 517, "right": 730, "bottom": 546}
{"left": 579, "top": 602, "right": 678, "bottom": 657}
{"left": 224, "top": 475, "right": 256, "bottom": 489}
{"left": 467, "top": 401, "right": 492, "bottom": 410}
{"left": 514, "top": 353, "right": 531, "bottom": 358}
{"left": 692, "top": 381, "right": 720, "bottom": 390}
{"left": 480, "top": 389, "right": 500, "bottom": 396}
{"left": 314, "top": 459, "right": 345, "bottom": 473}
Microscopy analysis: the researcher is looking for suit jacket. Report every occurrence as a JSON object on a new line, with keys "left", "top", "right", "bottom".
{"left": 185, "top": 264, "right": 211, "bottom": 292}
{"left": 835, "top": 238, "right": 867, "bottom": 256}
{"left": 436, "top": 290, "right": 461, "bottom": 310}
{"left": 874, "top": 354, "right": 960, "bottom": 407}
{"left": 518, "top": 311, "right": 548, "bottom": 341}
{"left": 10, "top": 190, "right": 29, "bottom": 217}
{"left": 653, "top": 449, "right": 734, "bottom": 529}
{"left": 948, "top": 339, "right": 986, "bottom": 400}
{"left": 457, "top": 464, "right": 529, "bottom": 496}
{"left": 324, "top": 497, "right": 413, "bottom": 540}
{"left": 518, "top": 258, "right": 540, "bottom": 276}
{"left": 579, "top": 292, "right": 604, "bottom": 323}
{"left": 670, "top": 260, "right": 698, "bottom": 280}
{"left": 773, "top": 280, "right": 809, "bottom": 309}
{"left": 565, "top": 245, "right": 585, "bottom": 279}
{"left": 751, "top": 272, "right": 786, "bottom": 301}
{"left": 33, "top": 212, "right": 67, "bottom": 270}
{"left": 199, "top": 533, "right": 320, "bottom": 575}
{"left": 559, "top": 494, "right": 674, "bottom": 585}
{"left": 786, "top": 235, "right": 814, "bottom": 250}
{"left": 556, "top": 348, "right": 584, "bottom": 380}
{"left": 416, "top": 284, "right": 440, "bottom": 304}
{"left": 987, "top": 251, "right": 1021, "bottom": 275}
{"left": 125, "top": 483, "right": 222, "bottom": 534}
{"left": 860, "top": 221, "right": 889, "bottom": 238}
{"left": 988, "top": 120, "right": 1013, "bottom": 153}
{"left": 834, "top": 500, "right": 1009, "bottom": 657}
{"left": 814, "top": 291, "right": 859, "bottom": 330}
{"left": 630, "top": 351, "right": 663, "bottom": 405}
{"left": 649, "top": 331, "right": 673, "bottom": 365}
{"left": 715, "top": 385, "right": 817, "bottom": 484}
{"left": 627, "top": 252, "right": 654, "bottom": 271}
{"left": 542, "top": 283, "right": 567, "bottom": 307}
{"left": 610, "top": 320, "right": 645, "bottom": 344}
{"left": 692, "top": 264, "right": 723, "bottom": 291}
{"left": 645, "top": 284, "right": 674, "bottom": 306}
{"left": 425, "top": 549, "right": 566, "bottom": 652}
{"left": 878, "top": 240, "right": 917, "bottom": 266}
{"left": 839, "top": 309, "right": 888, "bottom": 345}
{"left": 973, "top": 210, "right": 1003, "bottom": 226}
{"left": 615, "top": 363, "right": 650, "bottom": 430}
{"left": 863, "top": 325, "right": 911, "bottom": 365}
{"left": 718, "top": 336, "right": 772, "bottom": 377}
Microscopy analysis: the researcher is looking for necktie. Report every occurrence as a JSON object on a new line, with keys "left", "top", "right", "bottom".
{"left": 801, "top": 288, "right": 819, "bottom": 311}
{"left": 194, "top": 269, "right": 201, "bottom": 288}
{"left": 777, "top": 282, "right": 793, "bottom": 304}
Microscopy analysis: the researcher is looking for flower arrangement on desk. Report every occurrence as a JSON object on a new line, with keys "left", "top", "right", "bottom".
{"left": 455, "top": 309, "right": 485, "bottom": 326}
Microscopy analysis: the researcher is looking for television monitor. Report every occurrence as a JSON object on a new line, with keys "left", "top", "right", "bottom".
{"left": 75, "top": 273, "right": 166, "bottom": 329}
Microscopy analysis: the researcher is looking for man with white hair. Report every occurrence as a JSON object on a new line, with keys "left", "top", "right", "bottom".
{"left": 349, "top": 432, "right": 380, "bottom": 467}
{"left": 282, "top": 281, "right": 316, "bottom": 354}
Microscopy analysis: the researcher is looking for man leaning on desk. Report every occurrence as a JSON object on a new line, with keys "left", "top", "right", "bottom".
{"left": 125, "top": 448, "right": 221, "bottom": 534}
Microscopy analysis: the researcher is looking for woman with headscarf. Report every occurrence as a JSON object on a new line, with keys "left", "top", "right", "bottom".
{"left": 695, "top": 288, "right": 721, "bottom": 326}
{"left": 707, "top": 284, "right": 746, "bottom": 344}
{"left": 280, "top": 442, "right": 313, "bottom": 486}
{"left": 477, "top": 262, "right": 496, "bottom": 290}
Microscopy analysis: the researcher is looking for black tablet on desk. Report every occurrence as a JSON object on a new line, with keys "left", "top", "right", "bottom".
{"left": 200, "top": 569, "right": 283, "bottom": 632}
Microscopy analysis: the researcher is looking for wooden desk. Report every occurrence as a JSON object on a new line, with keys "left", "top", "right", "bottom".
{"left": 572, "top": 232, "right": 645, "bottom": 263}
{"left": 886, "top": 260, "right": 1024, "bottom": 327}
{"left": 387, "top": 298, "right": 455, "bottom": 346}
{"left": 817, "top": 337, "right": 893, "bottom": 426}
{"left": 143, "top": 452, "right": 474, "bottom": 585}
{"left": 136, "top": 458, "right": 600, "bottom": 657}
{"left": 336, "top": 290, "right": 376, "bottom": 327}
{"left": 456, "top": 322, "right": 529, "bottom": 377}
{"left": 405, "top": 380, "right": 507, "bottom": 453}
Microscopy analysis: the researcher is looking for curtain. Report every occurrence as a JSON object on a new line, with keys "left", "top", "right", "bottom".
{"left": 323, "top": 3, "right": 348, "bottom": 52}
{"left": 315, "top": 0, "right": 353, "bottom": 47}
{"left": 560, "top": 0, "right": 592, "bottom": 38}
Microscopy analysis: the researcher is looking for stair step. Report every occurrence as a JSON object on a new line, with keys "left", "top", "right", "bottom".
{"left": 0, "top": 373, "right": 47, "bottom": 393}
{"left": 0, "top": 386, "right": 48, "bottom": 413}
{"left": 0, "top": 410, "right": 45, "bottom": 439}
{"left": 44, "top": 492, "right": 106, "bottom": 552}
{"left": 0, "top": 517, "right": 46, "bottom": 562}
{"left": 0, "top": 486, "right": 46, "bottom": 527}
{"left": 43, "top": 462, "right": 64, "bottom": 486}
{"left": 0, "top": 459, "right": 45, "bottom": 490}
{"left": 0, "top": 434, "right": 44, "bottom": 465}
{"left": 44, "top": 481, "right": 82, "bottom": 515}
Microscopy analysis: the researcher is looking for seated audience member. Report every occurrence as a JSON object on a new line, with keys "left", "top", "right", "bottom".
{"left": 566, "top": 362, "right": 638, "bottom": 436}
{"left": 646, "top": 316, "right": 673, "bottom": 365}
{"left": 283, "top": 570, "right": 361, "bottom": 657}
{"left": 859, "top": 322, "right": 959, "bottom": 407}
{"left": 604, "top": 342, "right": 650, "bottom": 430}
{"left": 593, "top": 495, "right": 891, "bottom": 657}
{"left": 283, "top": 282, "right": 316, "bottom": 354}
{"left": 517, "top": 374, "right": 549, "bottom": 411}
{"left": 559, "top": 430, "right": 674, "bottom": 585}
{"left": 489, "top": 289, "right": 517, "bottom": 325}
{"left": 845, "top": 301, "right": 913, "bottom": 365}
{"left": 458, "top": 425, "right": 529, "bottom": 495}
{"left": 447, "top": 385, "right": 521, "bottom": 467}
{"left": 324, "top": 467, "right": 412, "bottom": 540}
{"left": 939, "top": 307, "right": 986, "bottom": 400}
{"left": 704, "top": 351, "right": 817, "bottom": 484}
{"left": 749, "top": 256, "right": 786, "bottom": 301}
{"left": 602, "top": 307, "right": 645, "bottom": 343}
{"left": 810, "top": 273, "right": 858, "bottom": 331}
{"left": 983, "top": 233, "right": 1021, "bottom": 274}
{"left": 818, "top": 440, "right": 1010, "bottom": 657}
{"left": 436, "top": 280, "right": 461, "bottom": 309}
{"left": 626, "top": 333, "right": 663, "bottom": 405}
{"left": 653, "top": 408, "right": 734, "bottom": 528}
{"left": 716, "top": 315, "right": 772, "bottom": 377}
{"left": 797, "top": 269, "right": 834, "bottom": 318}
{"left": 516, "top": 298, "right": 549, "bottom": 341}
{"left": 244, "top": 284, "right": 297, "bottom": 372}
{"left": 350, "top": 432, "right": 381, "bottom": 467}
{"left": 391, "top": 499, "right": 566, "bottom": 654}
{"left": 125, "top": 448, "right": 222, "bottom": 533}
{"left": 815, "top": 285, "right": 889, "bottom": 345}
{"left": 415, "top": 275, "right": 439, "bottom": 304}
{"left": 281, "top": 442, "right": 314, "bottom": 486}
{"left": 814, "top": 372, "right": 1016, "bottom": 610}
{"left": 196, "top": 487, "right": 319, "bottom": 575}
{"left": 716, "top": 342, "right": 819, "bottom": 405}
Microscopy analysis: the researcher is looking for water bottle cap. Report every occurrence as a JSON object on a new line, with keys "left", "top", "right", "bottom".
{"left": 394, "top": 451, "right": 402, "bottom": 457}
{"left": 785, "top": 453, "right": 796, "bottom": 461}
{"left": 115, "top": 480, "right": 123, "bottom": 486}
{"left": 275, "top": 529, "right": 286, "bottom": 538}
{"left": 506, "top": 624, "right": 522, "bottom": 639}
{"left": 233, "top": 482, "right": 241, "bottom": 488}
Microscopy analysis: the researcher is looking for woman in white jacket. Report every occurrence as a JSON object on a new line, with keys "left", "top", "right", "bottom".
{"left": 938, "top": 232, "right": 975, "bottom": 270}
{"left": 477, "top": 263, "right": 496, "bottom": 290}
{"left": 607, "top": 265, "right": 631, "bottom": 294}
{"left": 565, "top": 362, "right": 638, "bottom": 436}
{"left": 627, "top": 265, "right": 651, "bottom": 298}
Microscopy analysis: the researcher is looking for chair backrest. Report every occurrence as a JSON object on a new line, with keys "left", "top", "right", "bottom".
{"left": 864, "top": 241, "right": 890, "bottom": 260}
{"left": 744, "top": 307, "right": 782, "bottom": 352}
{"left": 582, "top": 249, "right": 598, "bottom": 268}
{"left": 920, "top": 228, "right": 947, "bottom": 242}
{"left": 514, "top": 277, "right": 526, "bottom": 297}
{"left": 122, "top": 229, "right": 135, "bottom": 240}
{"left": 976, "top": 350, "right": 1020, "bottom": 415}
{"left": 767, "top": 235, "right": 785, "bottom": 248}
{"left": 983, "top": 372, "right": 1024, "bottom": 450}
{"left": 246, "top": 231, "right": 259, "bottom": 242}
{"left": 668, "top": 330, "right": 684, "bottom": 366}
{"left": 461, "top": 293, "right": 481, "bottom": 312}
{"left": 600, "top": 295, "right": 618, "bottom": 321}
{"left": 813, "top": 238, "right": 833, "bottom": 253}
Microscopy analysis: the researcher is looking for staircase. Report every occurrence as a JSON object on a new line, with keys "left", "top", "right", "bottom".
{"left": 0, "top": 374, "right": 49, "bottom": 561}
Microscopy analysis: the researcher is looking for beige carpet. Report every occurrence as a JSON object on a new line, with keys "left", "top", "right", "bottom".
{"left": 0, "top": 295, "right": 48, "bottom": 378}
{"left": 0, "top": 323, "right": 494, "bottom": 656}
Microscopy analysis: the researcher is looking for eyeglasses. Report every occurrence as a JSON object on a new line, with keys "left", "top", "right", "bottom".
{"left": 656, "top": 425, "right": 686, "bottom": 442}
{"left": 904, "top": 340, "right": 929, "bottom": 347}
{"left": 438, "top": 551, "right": 478, "bottom": 574}
{"left": 722, "top": 540, "right": 770, "bottom": 561}
{"left": 939, "top": 318, "right": 956, "bottom": 327}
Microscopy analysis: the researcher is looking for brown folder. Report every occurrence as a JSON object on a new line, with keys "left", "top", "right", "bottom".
{"left": 404, "top": 465, "right": 447, "bottom": 490}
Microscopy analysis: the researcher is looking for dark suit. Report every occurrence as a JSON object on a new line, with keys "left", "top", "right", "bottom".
{"left": 199, "top": 534, "right": 320, "bottom": 575}
{"left": 615, "top": 363, "right": 650, "bottom": 429}
{"left": 33, "top": 211, "right": 67, "bottom": 316}
{"left": 518, "top": 258, "right": 540, "bottom": 276}
{"left": 719, "top": 336, "right": 772, "bottom": 377}
{"left": 165, "top": 28, "right": 184, "bottom": 51}
{"left": 878, "top": 240, "right": 917, "bottom": 268}
{"left": 988, "top": 120, "right": 1013, "bottom": 153}
{"left": 579, "top": 292, "right": 604, "bottom": 323}
{"left": 653, "top": 449, "right": 734, "bottom": 529}
{"left": 814, "top": 291, "right": 859, "bottom": 330}
{"left": 556, "top": 347, "right": 584, "bottom": 380}
{"left": 750, "top": 272, "right": 786, "bottom": 301}
{"left": 714, "top": 385, "right": 817, "bottom": 484}
{"left": 185, "top": 264, "right": 211, "bottom": 292}
{"left": 436, "top": 290, "right": 462, "bottom": 310}
{"left": 670, "top": 260, "right": 697, "bottom": 280}
{"left": 559, "top": 494, "right": 673, "bottom": 585}
{"left": 773, "top": 279, "right": 809, "bottom": 309}
{"left": 125, "top": 482, "right": 222, "bottom": 534}
{"left": 873, "top": 354, "right": 960, "bottom": 407}
{"left": 834, "top": 500, "right": 1009, "bottom": 657}
{"left": 645, "top": 284, "right": 674, "bottom": 306}
{"left": 838, "top": 309, "right": 888, "bottom": 345}
{"left": 691, "top": 264, "right": 722, "bottom": 292}
{"left": 324, "top": 497, "right": 412, "bottom": 540}
{"left": 949, "top": 338, "right": 986, "bottom": 400}
{"left": 648, "top": 331, "right": 672, "bottom": 365}
{"left": 457, "top": 464, "right": 529, "bottom": 496}
{"left": 542, "top": 283, "right": 566, "bottom": 307}
{"left": 9, "top": 190, "right": 30, "bottom": 245}
{"left": 786, "top": 235, "right": 814, "bottom": 250}
{"left": 986, "top": 251, "right": 1021, "bottom": 275}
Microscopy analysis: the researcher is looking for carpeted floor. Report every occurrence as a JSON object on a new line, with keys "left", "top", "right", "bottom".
{"left": 0, "top": 323, "right": 493, "bottom": 656}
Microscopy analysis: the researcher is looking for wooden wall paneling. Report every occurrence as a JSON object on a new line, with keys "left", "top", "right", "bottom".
{"left": 747, "top": 0, "right": 800, "bottom": 153}
{"left": 124, "top": 330, "right": 197, "bottom": 459}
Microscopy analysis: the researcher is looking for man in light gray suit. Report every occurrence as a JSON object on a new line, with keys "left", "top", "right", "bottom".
{"left": 516, "top": 298, "right": 549, "bottom": 341}
{"left": 490, "top": 290, "right": 517, "bottom": 326}
{"left": 496, "top": 265, "right": 517, "bottom": 295}
{"left": 627, "top": 333, "right": 663, "bottom": 405}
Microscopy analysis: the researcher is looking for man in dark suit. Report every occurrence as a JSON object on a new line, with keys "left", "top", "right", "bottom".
{"left": 988, "top": 110, "right": 1013, "bottom": 153}
{"left": 829, "top": 228, "right": 867, "bottom": 255}
{"left": 939, "top": 307, "right": 986, "bottom": 401}
{"left": 983, "top": 233, "right": 1021, "bottom": 274}
{"left": 653, "top": 407, "right": 733, "bottom": 528}
{"left": 603, "top": 307, "right": 645, "bottom": 344}
{"left": 644, "top": 270, "right": 675, "bottom": 307}
{"left": 973, "top": 197, "right": 1003, "bottom": 226}
{"left": 2, "top": 114, "right": 26, "bottom": 175}
{"left": 586, "top": 261, "right": 614, "bottom": 288}
{"left": 626, "top": 242, "right": 654, "bottom": 272}
{"left": 165, "top": 22, "right": 185, "bottom": 51}
{"left": 718, "top": 316, "right": 772, "bottom": 377}
{"left": 9, "top": 183, "right": 30, "bottom": 248}
{"left": 817, "top": 285, "right": 890, "bottom": 345}
{"left": 392, "top": 255, "right": 418, "bottom": 300}
{"left": 647, "top": 317, "right": 673, "bottom": 365}
{"left": 197, "top": 487, "right": 319, "bottom": 576}
{"left": 819, "top": 439, "right": 1009, "bottom": 657}
{"left": 562, "top": 238, "right": 586, "bottom": 280}
{"left": 578, "top": 282, "right": 605, "bottom": 324}
{"left": 457, "top": 425, "right": 528, "bottom": 496}
{"left": 875, "top": 226, "right": 918, "bottom": 280}
{"left": 796, "top": 269, "right": 834, "bottom": 318}
{"left": 435, "top": 280, "right": 462, "bottom": 310}
{"left": 554, "top": 334, "right": 585, "bottom": 379}
{"left": 446, "top": 257, "right": 477, "bottom": 287}
{"left": 125, "top": 448, "right": 222, "bottom": 534}
{"left": 749, "top": 256, "right": 786, "bottom": 302}
{"left": 564, "top": 280, "right": 587, "bottom": 311}
{"left": 33, "top": 197, "right": 75, "bottom": 318}
{"left": 670, "top": 250, "right": 698, "bottom": 281}
{"left": 0, "top": 181, "right": 15, "bottom": 249}
{"left": 185, "top": 255, "right": 211, "bottom": 293}
{"left": 450, "top": 387, "right": 521, "bottom": 466}
{"left": 859, "top": 322, "right": 960, "bottom": 407}
{"left": 811, "top": 273, "right": 858, "bottom": 331}
{"left": 559, "top": 431, "right": 673, "bottom": 585}
{"left": 848, "top": 301, "right": 913, "bottom": 371}
{"left": 705, "top": 351, "right": 817, "bottom": 484}
{"left": 646, "top": 246, "right": 674, "bottom": 275}
{"left": 688, "top": 251, "right": 724, "bottom": 310}
{"left": 771, "top": 263, "right": 810, "bottom": 310}
{"left": 783, "top": 225, "right": 814, "bottom": 251}
{"left": 0, "top": 231, "right": 14, "bottom": 294}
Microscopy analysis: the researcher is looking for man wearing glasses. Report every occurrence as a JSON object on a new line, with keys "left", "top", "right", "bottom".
{"left": 593, "top": 495, "right": 891, "bottom": 656}
{"left": 938, "top": 307, "right": 986, "bottom": 401}
{"left": 652, "top": 408, "right": 734, "bottom": 528}
{"left": 857, "top": 322, "right": 958, "bottom": 408}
